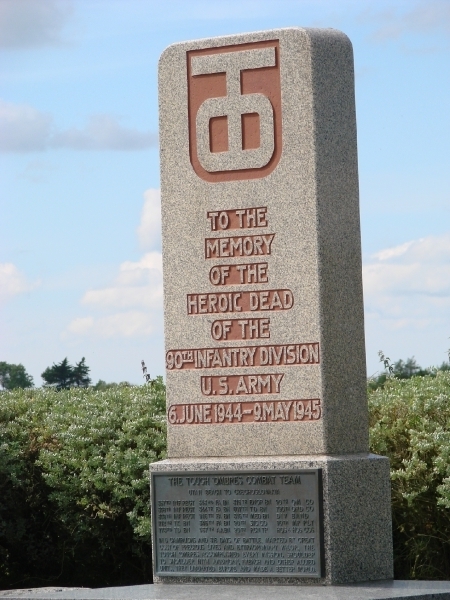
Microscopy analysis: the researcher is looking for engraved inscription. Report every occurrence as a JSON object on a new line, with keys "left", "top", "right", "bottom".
{"left": 166, "top": 343, "right": 320, "bottom": 370}
{"left": 187, "top": 289, "right": 293, "bottom": 315}
{"left": 200, "top": 373, "right": 284, "bottom": 396}
{"left": 211, "top": 318, "right": 270, "bottom": 341}
{"left": 205, "top": 234, "right": 275, "bottom": 259}
{"left": 209, "top": 263, "right": 269, "bottom": 286}
{"left": 167, "top": 173, "right": 322, "bottom": 427}
{"left": 152, "top": 470, "right": 323, "bottom": 577}
{"left": 167, "top": 399, "right": 321, "bottom": 424}
{"left": 208, "top": 207, "right": 268, "bottom": 230}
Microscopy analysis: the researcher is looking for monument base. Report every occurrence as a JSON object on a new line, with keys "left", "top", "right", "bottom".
{"left": 3, "top": 583, "right": 450, "bottom": 600}
{"left": 150, "top": 453, "right": 393, "bottom": 585}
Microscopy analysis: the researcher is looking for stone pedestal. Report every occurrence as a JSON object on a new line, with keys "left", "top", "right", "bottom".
{"left": 150, "top": 454, "right": 393, "bottom": 584}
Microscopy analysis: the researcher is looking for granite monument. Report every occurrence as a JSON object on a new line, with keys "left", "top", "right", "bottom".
{"left": 150, "top": 27, "right": 393, "bottom": 585}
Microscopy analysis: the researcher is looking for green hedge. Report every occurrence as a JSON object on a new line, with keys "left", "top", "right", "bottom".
{"left": 2, "top": 372, "right": 450, "bottom": 587}
{"left": 0, "top": 380, "right": 166, "bottom": 589}
{"left": 369, "top": 370, "right": 450, "bottom": 579}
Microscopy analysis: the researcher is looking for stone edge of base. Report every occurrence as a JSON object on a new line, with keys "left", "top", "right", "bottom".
{"left": 149, "top": 453, "right": 387, "bottom": 469}
{"left": 2, "top": 581, "right": 450, "bottom": 600}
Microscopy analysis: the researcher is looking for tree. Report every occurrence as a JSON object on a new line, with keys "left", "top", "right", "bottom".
{"left": 0, "top": 362, "right": 34, "bottom": 390}
{"left": 41, "top": 357, "right": 91, "bottom": 390}
{"left": 41, "top": 358, "right": 73, "bottom": 390}
{"left": 72, "top": 357, "right": 91, "bottom": 388}
{"left": 393, "top": 357, "right": 430, "bottom": 379}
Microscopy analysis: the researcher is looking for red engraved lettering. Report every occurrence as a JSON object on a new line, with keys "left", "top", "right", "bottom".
{"left": 168, "top": 398, "right": 321, "bottom": 425}
{"left": 207, "top": 207, "right": 268, "bottom": 231}
{"left": 166, "top": 343, "right": 320, "bottom": 370}
{"left": 204, "top": 234, "right": 275, "bottom": 258}
{"left": 186, "top": 290, "right": 292, "bottom": 315}
{"left": 209, "top": 262, "right": 269, "bottom": 286}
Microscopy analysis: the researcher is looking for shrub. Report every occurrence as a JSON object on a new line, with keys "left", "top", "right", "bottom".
{"left": 369, "top": 370, "right": 450, "bottom": 579}
{"left": 0, "top": 380, "right": 166, "bottom": 589}
{"left": 3, "top": 370, "right": 450, "bottom": 585}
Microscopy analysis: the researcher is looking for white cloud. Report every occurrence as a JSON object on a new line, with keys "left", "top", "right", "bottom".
{"left": 0, "top": 100, "right": 157, "bottom": 153}
{"left": 81, "top": 251, "right": 162, "bottom": 310}
{"left": 19, "top": 159, "right": 57, "bottom": 183}
{"left": 0, "top": 0, "right": 72, "bottom": 49}
{"left": 66, "top": 188, "right": 164, "bottom": 339}
{"left": 0, "top": 100, "right": 52, "bottom": 152}
{"left": 361, "top": 0, "right": 450, "bottom": 42}
{"left": 51, "top": 115, "right": 157, "bottom": 151}
{"left": 66, "top": 316, "right": 94, "bottom": 335}
{"left": 67, "top": 311, "right": 154, "bottom": 338}
{"left": 137, "top": 189, "right": 161, "bottom": 250}
{"left": 0, "top": 263, "right": 37, "bottom": 303}
{"left": 363, "top": 233, "right": 450, "bottom": 372}
{"left": 67, "top": 249, "right": 163, "bottom": 339}
{"left": 363, "top": 233, "right": 450, "bottom": 330}
{"left": 373, "top": 240, "right": 416, "bottom": 261}
{"left": 72, "top": 190, "right": 163, "bottom": 337}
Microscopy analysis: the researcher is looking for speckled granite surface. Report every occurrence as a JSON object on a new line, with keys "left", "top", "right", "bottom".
{"left": 159, "top": 27, "right": 368, "bottom": 458}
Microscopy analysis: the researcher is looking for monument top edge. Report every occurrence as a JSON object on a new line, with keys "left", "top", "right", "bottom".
{"left": 158, "top": 26, "right": 351, "bottom": 63}
{"left": 149, "top": 454, "right": 388, "bottom": 471}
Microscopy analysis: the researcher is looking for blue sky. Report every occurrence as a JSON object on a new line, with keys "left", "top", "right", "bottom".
{"left": 1, "top": 0, "right": 449, "bottom": 385}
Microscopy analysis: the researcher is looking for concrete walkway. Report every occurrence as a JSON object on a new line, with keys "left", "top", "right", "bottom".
{"left": 1, "top": 581, "right": 450, "bottom": 600}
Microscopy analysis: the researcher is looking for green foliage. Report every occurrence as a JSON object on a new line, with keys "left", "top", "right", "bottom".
{"left": 41, "top": 357, "right": 92, "bottom": 389}
{"left": 3, "top": 363, "right": 450, "bottom": 585}
{"left": 369, "top": 370, "right": 450, "bottom": 579}
{"left": 93, "top": 380, "right": 132, "bottom": 390}
{"left": 369, "top": 353, "right": 450, "bottom": 391}
{"left": 378, "top": 350, "right": 395, "bottom": 376}
{"left": 0, "top": 362, "right": 33, "bottom": 390}
{"left": 0, "top": 380, "right": 166, "bottom": 589}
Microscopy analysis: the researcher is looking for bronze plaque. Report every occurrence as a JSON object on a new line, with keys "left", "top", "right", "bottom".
{"left": 151, "top": 469, "right": 323, "bottom": 577}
